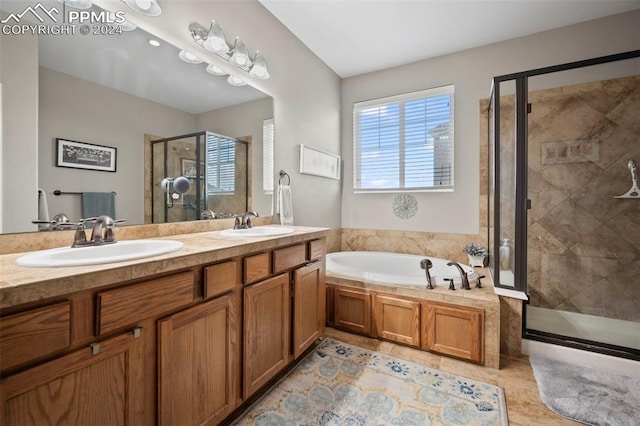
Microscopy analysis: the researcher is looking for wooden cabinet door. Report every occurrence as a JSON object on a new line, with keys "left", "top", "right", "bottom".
{"left": 243, "top": 274, "right": 290, "bottom": 399}
{"left": 424, "top": 302, "right": 483, "bottom": 364}
{"left": 333, "top": 287, "right": 372, "bottom": 335}
{"left": 158, "top": 293, "right": 239, "bottom": 426}
{"left": 374, "top": 294, "right": 420, "bottom": 347}
{"left": 292, "top": 261, "right": 325, "bottom": 359}
{"left": 1, "top": 329, "right": 144, "bottom": 426}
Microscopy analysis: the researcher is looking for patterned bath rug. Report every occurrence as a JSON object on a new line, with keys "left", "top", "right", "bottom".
{"left": 233, "top": 338, "right": 508, "bottom": 425}
{"left": 530, "top": 356, "right": 640, "bottom": 426}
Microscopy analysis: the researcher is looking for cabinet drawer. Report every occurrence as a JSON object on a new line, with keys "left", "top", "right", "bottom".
{"left": 309, "top": 239, "right": 326, "bottom": 261}
{"left": 0, "top": 302, "right": 71, "bottom": 371}
{"left": 204, "top": 260, "right": 238, "bottom": 298}
{"left": 96, "top": 271, "right": 195, "bottom": 335}
{"left": 273, "top": 244, "right": 306, "bottom": 274}
{"left": 244, "top": 252, "right": 270, "bottom": 284}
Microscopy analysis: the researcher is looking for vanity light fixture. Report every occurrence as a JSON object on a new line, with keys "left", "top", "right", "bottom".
{"left": 188, "top": 21, "right": 271, "bottom": 83}
{"left": 178, "top": 50, "right": 203, "bottom": 64}
{"left": 206, "top": 64, "right": 227, "bottom": 76}
{"left": 122, "top": 0, "right": 162, "bottom": 17}
{"left": 228, "top": 37, "right": 252, "bottom": 68}
{"left": 227, "top": 75, "right": 247, "bottom": 87}
{"left": 248, "top": 51, "right": 270, "bottom": 80}
{"left": 202, "top": 20, "right": 229, "bottom": 54}
{"left": 57, "top": 0, "right": 93, "bottom": 10}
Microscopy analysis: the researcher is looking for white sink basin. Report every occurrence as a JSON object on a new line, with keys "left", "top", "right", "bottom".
{"left": 220, "top": 226, "right": 295, "bottom": 237}
{"left": 16, "top": 240, "right": 184, "bottom": 267}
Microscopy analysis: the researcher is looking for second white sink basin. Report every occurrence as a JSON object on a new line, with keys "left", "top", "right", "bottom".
{"left": 220, "top": 226, "right": 295, "bottom": 237}
{"left": 16, "top": 239, "right": 184, "bottom": 267}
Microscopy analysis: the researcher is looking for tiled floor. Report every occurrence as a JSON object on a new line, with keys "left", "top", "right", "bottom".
{"left": 324, "top": 327, "right": 580, "bottom": 426}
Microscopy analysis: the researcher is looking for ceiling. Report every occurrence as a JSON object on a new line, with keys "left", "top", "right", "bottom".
{"left": 259, "top": 0, "right": 640, "bottom": 78}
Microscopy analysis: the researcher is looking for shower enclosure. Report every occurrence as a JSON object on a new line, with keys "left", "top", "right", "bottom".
{"left": 489, "top": 50, "right": 640, "bottom": 360}
{"left": 151, "top": 131, "right": 248, "bottom": 223}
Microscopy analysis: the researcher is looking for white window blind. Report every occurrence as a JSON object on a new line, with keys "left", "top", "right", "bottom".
{"left": 353, "top": 85, "right": 454, "bottom": 192}
{"left": 263, "top": 118, "right": 275, "bottom": 195}
{"left": 206, "top": 133, "right": 235, "bottom": 195}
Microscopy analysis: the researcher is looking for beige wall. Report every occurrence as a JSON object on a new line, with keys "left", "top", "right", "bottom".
{"left": 0, "top": 15, "right": 39, "bottom": 233}
{"left": 39, "top": 67, "right": 196, "bottom": 224}
{"left": 341, "top": 10, "right": 640, "bottom": 235}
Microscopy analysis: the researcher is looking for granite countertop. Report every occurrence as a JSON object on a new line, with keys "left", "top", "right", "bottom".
{"left": 0, "top": 226, "right": 329, "bottom": 310}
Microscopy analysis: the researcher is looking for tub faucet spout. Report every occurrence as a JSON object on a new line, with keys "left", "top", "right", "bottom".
{"left": 447, "top": 261, "right": 471, "bottom": 290}
{"left": 419, "top": 258, "right": 434, "bottom": 289}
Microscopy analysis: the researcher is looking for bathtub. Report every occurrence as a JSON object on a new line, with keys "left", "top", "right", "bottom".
{"left": 326, "top": 251, "right": 479, "bottom": 288}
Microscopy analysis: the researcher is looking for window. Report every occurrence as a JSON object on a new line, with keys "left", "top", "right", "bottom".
{"left": 263, "top": 118, "right": 275, "bottom": 195}
{"left": 353, "top": 85, "right": 454, "bottom": 192}
{"left": 206, "top": 133, "right": 235, "bottom": 194}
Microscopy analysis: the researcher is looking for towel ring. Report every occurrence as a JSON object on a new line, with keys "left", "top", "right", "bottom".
{"left": 279, "top": 170, "right": 291, "bottom": 185}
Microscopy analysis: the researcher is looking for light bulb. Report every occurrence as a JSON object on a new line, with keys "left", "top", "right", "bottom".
{"left": 179, "top": 50, "right": 203, "bottom": 64}
{"left": 135, "top": 0, "right": 152, "bottom": 10}
{"left": 206, "top": 64, "right": 227, "bottom": 76}
{"left": 202, "top": 20, "right": 229, "bottom": 54}
{"left": 227, "top": 75, "right": 247, "bottom": 87}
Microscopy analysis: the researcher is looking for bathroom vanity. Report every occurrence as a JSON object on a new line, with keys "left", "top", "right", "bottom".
{"left": 0, "top": 226, "right": 327, "bottom": 426}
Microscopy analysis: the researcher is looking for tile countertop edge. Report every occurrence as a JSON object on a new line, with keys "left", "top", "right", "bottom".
{"left": 0, "top": 226, "right": 330, "bottom": 310}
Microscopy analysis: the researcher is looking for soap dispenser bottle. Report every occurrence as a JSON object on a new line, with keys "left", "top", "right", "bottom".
{"left": 499, "top": 239, "right": 511, "bottom": 270}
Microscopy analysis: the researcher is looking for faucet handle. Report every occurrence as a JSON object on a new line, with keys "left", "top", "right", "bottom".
{"left": 444, "top": 278, "right": 455, "bottom": 291}
{"left": 114, "top": 219, "right": 126, "bottom": 226}
{"left": 79, "top": 217, "right": 98, "bottom": 225}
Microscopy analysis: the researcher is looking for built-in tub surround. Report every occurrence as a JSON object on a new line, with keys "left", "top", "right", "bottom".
{"left": 326, "top": 261, "right": 500, "bottom": 369}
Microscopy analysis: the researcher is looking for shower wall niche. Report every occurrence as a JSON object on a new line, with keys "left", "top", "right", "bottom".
{"left": 489, "top": 50, "right": 640, "bottom": 359}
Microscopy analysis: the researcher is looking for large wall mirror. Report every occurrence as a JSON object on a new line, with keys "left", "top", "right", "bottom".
{"left": 0, "top": 0, "right": 274, "bottom": 234}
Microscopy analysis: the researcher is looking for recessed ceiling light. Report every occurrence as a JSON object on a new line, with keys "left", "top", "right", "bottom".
{"left": 148, "top": 39, "right": 160, "bottom": 47}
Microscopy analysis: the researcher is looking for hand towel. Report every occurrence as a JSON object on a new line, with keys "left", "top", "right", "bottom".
{"left": 37, "top": 188, "right": 50, "bottom": 231}
{"left": 277, "top": 184, "right": 294, "bottom": 225}
{"left": 82, "top": 192, "right": 116, "bottom": 219}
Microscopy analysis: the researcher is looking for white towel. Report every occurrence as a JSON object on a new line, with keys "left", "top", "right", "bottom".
{"left": 277, "top": 184, "right": 294, "bottom": 225}
{"left": 37, "top": 188, "right": 50, "bottom": 231}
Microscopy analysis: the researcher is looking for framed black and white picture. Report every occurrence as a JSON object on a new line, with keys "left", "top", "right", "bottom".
{"left": 56, "top": 138, "right": 117, "bottom": 172}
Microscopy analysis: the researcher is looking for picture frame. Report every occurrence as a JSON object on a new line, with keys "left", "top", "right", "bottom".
{"left": 56, "top": 138, "right": 117, "bottom": 172}
{"left": 181, "top": 158, "right": 202, "bottom": 179}
{"left": 299, "top": 144, "right": 341, "bottom": 180}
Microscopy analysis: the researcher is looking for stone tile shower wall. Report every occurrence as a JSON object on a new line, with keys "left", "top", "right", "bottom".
{"left": 527, "top": 75, "right": 640, "bottom": 322}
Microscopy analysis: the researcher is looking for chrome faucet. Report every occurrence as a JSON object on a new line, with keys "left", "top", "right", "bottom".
{"left": 447, "top": 261, "right": 471, "bottom": 290}
{"left": 86, "top": 215, "right": 126, "bottom": 244}
{"left": 234, "top": 211, "right": 259, "bottom": 229}
{"left": 419, "top": 258, "right": 435, "bottom": 289}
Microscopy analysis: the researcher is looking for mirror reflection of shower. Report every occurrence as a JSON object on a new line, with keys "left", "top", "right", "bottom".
{"left": 161, "top": 176, "right": 191, "bottom": 207}
{"left": 151, "top": 131, "right": 249, "bottom": 224}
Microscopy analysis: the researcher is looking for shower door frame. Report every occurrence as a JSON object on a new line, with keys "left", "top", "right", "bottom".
{"left": 490, "top": 49, "right": 640, "bottom": 360}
